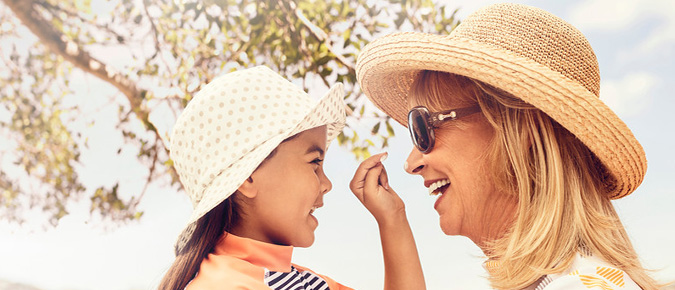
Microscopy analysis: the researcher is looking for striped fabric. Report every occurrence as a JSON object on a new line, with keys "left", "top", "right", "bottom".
{"left": 536, "top": 255, "right": 639, "bottom": 289}
{"left": 483, "top": 252, "right": 640, "bottom": 289}
{"left": 596, "top": 266, "right": 625, "bottom": 287}
{"left": 533, "top": 275, "right": 554, "bottom": 290}
{"left": 265, "top": 266, "right": 330, "bottom": 290}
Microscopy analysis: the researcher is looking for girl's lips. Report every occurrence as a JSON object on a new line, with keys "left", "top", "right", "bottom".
{"left": 309, "top": 203, "right": 323, "bottom": 215}
{"left": 309, "top": 213, "right": 318, "bottom": 227}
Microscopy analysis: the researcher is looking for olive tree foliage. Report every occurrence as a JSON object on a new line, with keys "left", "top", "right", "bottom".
{"left": 0, "top": 0, "right": 459, "bottom": 226}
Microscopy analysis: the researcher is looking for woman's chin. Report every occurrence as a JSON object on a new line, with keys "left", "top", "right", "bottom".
{"left": 439, "top": 218, "right": 462, "bottom": 237}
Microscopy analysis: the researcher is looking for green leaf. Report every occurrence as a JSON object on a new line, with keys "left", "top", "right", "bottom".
{"left": 386, "top": 120, "right": 395, "bottom": 137}
{"left": 371, "top": 122, "right": 381, "bottom": 135}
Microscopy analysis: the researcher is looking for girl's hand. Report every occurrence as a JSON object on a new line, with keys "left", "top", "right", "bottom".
{"left": 350, "top": 153, "right": 426, "bottom": 290}
{"left": 349, "top": 152, "right": 406, "bottom": 225}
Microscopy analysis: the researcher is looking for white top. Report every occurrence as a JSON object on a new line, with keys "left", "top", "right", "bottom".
{"left": 526, "top": 253, "right": 640, "bottom": 290}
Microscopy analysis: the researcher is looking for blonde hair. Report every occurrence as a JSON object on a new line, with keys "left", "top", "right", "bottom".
{"left": 410, "top": 70, "right": 660, "bottom": 289}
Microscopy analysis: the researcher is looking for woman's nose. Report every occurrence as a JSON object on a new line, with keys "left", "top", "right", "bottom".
{"left": 405, "top": 148, "right": 425, "bottom": 174}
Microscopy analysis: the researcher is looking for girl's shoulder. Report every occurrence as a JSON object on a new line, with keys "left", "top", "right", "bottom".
{"left": 187, "top": 254, "right": 269, "bottom": 290}
{"left": 290, "top": 264, "right": 355, "bottom": 290}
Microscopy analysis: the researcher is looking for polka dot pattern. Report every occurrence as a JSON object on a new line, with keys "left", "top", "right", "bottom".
{"left": 169, "top": 66, "right": 346, "bottom": 253}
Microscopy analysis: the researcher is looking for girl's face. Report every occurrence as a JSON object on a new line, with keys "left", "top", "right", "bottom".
{"left": 235, "top": 126, "right": 331, "bottom": 247}
{"left": 404, "top": 105, "right": 517, "bottom": 248}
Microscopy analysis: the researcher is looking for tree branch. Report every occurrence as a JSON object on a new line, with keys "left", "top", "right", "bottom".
{"left": 34, "top": 0, "right": 126, "bottom": 44}
{"left": 3, "top": 0, "right": 181, "bottom": 186}
{"left": 289, "top": 1, "right": 355, "bottom": 75}
{"left": 5, "top": 0, "right": 145, "bottom": 120}
{"left": 142, "top": 0, "right": 173, "bottom": 73}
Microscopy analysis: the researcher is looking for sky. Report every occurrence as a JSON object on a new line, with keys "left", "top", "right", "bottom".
{"left": 0, "top": 0, "right": 674, "bottom": 289}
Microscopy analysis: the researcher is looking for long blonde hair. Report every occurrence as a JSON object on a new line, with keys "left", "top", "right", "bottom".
{"left": 411, "top": 70, "right": 660, "bottom": 289}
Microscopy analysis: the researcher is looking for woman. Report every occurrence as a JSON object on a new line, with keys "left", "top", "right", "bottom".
{"left": 353, "top": 3, "right": 660, "bottom": 290}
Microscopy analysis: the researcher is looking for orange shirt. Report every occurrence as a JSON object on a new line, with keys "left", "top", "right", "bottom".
{"left": 187, "top": 233, "right": 353, "bottom": 290}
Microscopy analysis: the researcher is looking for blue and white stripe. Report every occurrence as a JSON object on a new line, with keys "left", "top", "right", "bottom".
{"left": 265, "top": 266, "right": 330, "bottom": 290}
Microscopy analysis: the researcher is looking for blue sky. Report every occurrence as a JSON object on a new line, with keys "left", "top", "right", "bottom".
{"left": 0, "top": 0, "right": 673, "bottom": 289}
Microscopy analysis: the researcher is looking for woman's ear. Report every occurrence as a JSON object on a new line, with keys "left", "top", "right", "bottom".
{"left": 237, "top": 176, "right": 258, "bottom": 199}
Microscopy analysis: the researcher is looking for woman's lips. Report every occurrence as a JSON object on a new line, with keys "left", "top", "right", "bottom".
{"left": 433, "top": 183, "right": 451, "bottom": 210}
{"left": 428, "top": 179, "right": 450, "bottom": 195}
{"left": 424, "top": 179, "right": 451, "bottom": 210}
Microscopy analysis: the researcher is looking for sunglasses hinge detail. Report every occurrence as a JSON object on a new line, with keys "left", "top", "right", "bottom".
{"left": 436, "top": 111, "right": 457, "bottom": 121}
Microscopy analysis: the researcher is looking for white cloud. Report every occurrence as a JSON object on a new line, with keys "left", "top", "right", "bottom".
{"left": 635, "top": 18, "right": 675, "bottom": 56}
{"left": 600, "top": 71, "right": 657, "bottom": 117}
{"left": 570, "top": 0, "right": 675, "bottom": 55}
{"left": 569, "top": 0, "right": 643, "bottom": 31}
{"left": 437, "top": 0, "right": 527, "bottom": 19}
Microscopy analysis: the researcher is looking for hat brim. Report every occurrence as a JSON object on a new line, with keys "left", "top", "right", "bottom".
{"left": 356, "top": 32, "right": 646, "bottom": 199}
{"left": 174, "top": 83, "right": 346, "bottom": 253}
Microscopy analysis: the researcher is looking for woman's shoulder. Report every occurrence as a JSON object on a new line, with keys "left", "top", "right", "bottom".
{"left": 537, "top": 254, "right": 640, "bottom": 290}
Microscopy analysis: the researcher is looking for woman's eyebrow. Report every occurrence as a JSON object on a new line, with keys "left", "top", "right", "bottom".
{"left": 305, "top": 144, "right": 325, "bottom": 156}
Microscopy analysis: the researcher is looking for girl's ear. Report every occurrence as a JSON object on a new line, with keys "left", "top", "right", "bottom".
{"left": 237, "top": 176, "right": 258, "bottom": 199}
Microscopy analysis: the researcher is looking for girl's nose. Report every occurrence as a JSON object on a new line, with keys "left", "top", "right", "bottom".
{"left": 320, "top": 169, "right": 333, "bottom": 194}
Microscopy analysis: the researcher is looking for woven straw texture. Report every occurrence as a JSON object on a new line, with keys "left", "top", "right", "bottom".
{"left": 355, "top": 3, "right": 646, "bottom": 199}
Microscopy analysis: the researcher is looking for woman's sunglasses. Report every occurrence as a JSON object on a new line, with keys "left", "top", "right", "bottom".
{"left": 407, "top": 105, "right": 482, "bottom": 153}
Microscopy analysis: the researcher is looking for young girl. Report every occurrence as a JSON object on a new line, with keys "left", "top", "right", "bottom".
{"left": 159, "top": 66, "right": 424, "bottom": 290}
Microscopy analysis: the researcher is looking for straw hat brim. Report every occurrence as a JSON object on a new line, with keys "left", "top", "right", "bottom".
{"left": 174, "top": 83, "right": 346, "bottom": 253}
{"left": 356, "top": 32, "right": 646, "bottom": 199}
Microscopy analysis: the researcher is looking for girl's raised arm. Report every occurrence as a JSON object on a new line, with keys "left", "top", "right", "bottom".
{"left": 350, "top": 152, "right": 426, "bottom": 290}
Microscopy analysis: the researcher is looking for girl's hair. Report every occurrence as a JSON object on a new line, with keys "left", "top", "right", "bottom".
{"left": 410, "top": 70, "right": 660, "bottom": 289}
{"left": 158, "top": 134, "right": 297, "bottom": 290}
{"left": 158, "top": 196, "right": 240, "bottom": 290}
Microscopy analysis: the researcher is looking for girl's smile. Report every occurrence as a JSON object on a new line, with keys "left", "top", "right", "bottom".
{"left": 231, "top": 126, "right": 332, "bottom": 248}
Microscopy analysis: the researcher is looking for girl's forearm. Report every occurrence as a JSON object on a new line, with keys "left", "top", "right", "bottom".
{"left": 378, "top": 212, "right": 426, "bottom": 290}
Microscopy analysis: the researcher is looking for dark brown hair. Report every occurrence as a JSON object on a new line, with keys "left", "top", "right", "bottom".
{"left": 158, "top": 196, "right": 240, "bottom": 290}
{"left": 157, "top": 137, "right": 301, "bottom": 290}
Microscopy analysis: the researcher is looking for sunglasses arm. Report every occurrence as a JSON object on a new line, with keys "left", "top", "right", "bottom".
{"left": 430, "top": 106, "right": 482, "bottom": 126}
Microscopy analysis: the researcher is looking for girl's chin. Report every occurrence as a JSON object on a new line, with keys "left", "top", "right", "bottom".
{"left": 294, "top": 234, "right": 315, "bottom": 248}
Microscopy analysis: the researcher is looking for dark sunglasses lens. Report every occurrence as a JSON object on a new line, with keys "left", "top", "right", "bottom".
{"left": 409, "top": 109, "right": 431, "bottom": 152}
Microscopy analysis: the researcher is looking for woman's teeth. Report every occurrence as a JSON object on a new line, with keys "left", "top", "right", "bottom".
{"left": 309, "top": 206, "right": 319, "bottom": 214}
{"left": 428, "top": 179, "right": 450, "bottom": 195}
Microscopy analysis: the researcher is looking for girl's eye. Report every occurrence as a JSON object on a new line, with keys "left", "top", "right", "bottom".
{"left": 311, "top": 158, "right": 324, "bottom": 165}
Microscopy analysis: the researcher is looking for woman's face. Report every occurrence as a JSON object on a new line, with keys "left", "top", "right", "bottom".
{"left": 234, "top": 126, "right": 331, "bottom": 247}
{"left": 405, "top": 104, "right": 517, "bottom": 247}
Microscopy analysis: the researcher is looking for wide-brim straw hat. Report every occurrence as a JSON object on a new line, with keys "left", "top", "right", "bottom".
{"left": 170, "top": 66, "right": 346, "bottom": 253}
{"left": 356, "top": 3, "right": 646, "bottom": 199}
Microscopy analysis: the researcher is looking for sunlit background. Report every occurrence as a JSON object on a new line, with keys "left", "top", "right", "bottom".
{"left": 1, "top": 0, "right": 673, "bottom": 289}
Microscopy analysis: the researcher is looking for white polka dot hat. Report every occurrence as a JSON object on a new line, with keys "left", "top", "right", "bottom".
{"left": 170, "top": 66, "right": 346, "bottom": 253}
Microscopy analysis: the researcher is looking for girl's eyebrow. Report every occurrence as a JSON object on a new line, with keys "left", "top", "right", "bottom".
{"left": 305, "top": 144, "right": 325, "bottom": 157}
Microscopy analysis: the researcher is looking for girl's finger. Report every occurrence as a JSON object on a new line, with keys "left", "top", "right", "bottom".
{"left": 364, "top": 163, "right": 384, "bottom": 203}
{"left": 350, "top": 152, "right": 388, "bottom": 191}
{"left": 379, "top": 163, "right": 389, "bottom": 190}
